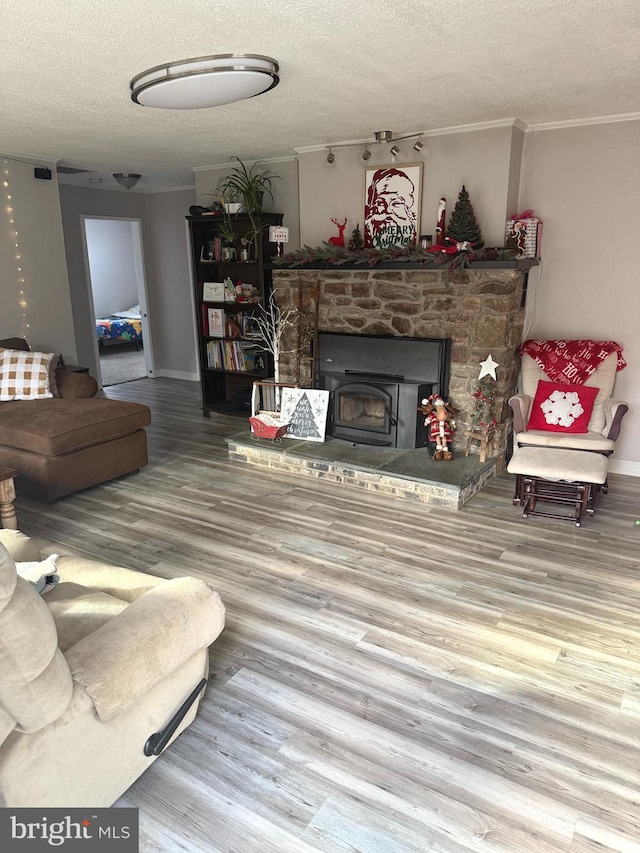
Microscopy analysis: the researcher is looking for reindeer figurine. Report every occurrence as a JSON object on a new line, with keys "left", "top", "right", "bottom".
{"left": 328, "top": 217, "right": 347, "bottom": 247}
{"left": 419, "top": 394, "right": 458, "bottom": 461}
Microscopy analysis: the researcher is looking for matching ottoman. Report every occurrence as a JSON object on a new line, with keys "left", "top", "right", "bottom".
{"left": 507, "top": 447, "right": 609, "bottom": 527}
{"left": 0, "top": 398, "right": 151, "bottom": 501}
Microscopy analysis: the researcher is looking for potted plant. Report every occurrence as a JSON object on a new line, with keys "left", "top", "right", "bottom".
{"left": 215, "top": 157, "right": 281, "bottom": 255}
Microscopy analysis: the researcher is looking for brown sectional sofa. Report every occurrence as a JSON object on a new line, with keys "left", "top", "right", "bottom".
{"left": 0, "top": 338, "right": 151, "bottom": 501}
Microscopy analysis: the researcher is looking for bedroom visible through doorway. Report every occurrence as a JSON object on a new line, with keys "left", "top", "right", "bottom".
{"left": 99, "top": 340, "right": 145, "bottom": 386}
{"left": 82, "top": 216, "right": 154, "bottom": 387}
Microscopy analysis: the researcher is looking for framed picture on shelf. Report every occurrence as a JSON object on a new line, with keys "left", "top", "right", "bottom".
{"left": 363, "top": 162, "right": 422, "bottom": 248}
{"left": 207, "top": 307, "right": 224, "bottom": 337}
{"left": 203, "top": 281, "right": 225, "bottom": 301}
{"left": 200, "top": 236, "right": 221, "bottom": 262}
{"left": 241, "top": 315, "right": 262, "bottom": 339}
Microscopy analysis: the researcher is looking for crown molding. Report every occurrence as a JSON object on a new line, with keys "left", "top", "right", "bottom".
{"left": 526, "top": 111, "right": 640, "bottom": 131}
{"left": 295, "top": 135, "right": 385, "bottom": 154}
{"left": 57, "top": 181, "right": 196, "bottom": 194}
{"left": 294, "top": 119, "right": 526, "bottom": 153}
{"left": 143, "top": 185, "right": 196, "bottom": 194}
{"left": 192, "top": 154, "right": 298, "bottom": 172}
{"left": 424, "top": 117, "right": 526, "bottom": 137}
{"left": 1, "top": 152, "right": 60, "bottom": 166}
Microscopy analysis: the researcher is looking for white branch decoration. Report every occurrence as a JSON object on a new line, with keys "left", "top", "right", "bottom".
{"left": 252, "top": 291, "right": 300, "bottom": 408}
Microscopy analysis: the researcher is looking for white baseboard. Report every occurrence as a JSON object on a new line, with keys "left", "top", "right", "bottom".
{"left": 153, "top": 369, "right": 200, "bottom": 382}
{"left": 608, "top": 459, "right": 640, "bottom": 478}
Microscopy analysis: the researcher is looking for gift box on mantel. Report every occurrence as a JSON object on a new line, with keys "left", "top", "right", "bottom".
{"left": 505, "top": 210, "right": 543, "bottom": 258}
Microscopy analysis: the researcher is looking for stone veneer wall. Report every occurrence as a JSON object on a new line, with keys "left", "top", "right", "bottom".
{"left": 272, "top": 267, "right": 526, "bottom": 468}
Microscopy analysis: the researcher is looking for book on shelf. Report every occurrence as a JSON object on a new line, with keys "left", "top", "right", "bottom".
{"left": 204, "top": 339, "right": 265, "bottom": 372}
{"left": 207, "top": 307, "right": 224, "bottom": 337}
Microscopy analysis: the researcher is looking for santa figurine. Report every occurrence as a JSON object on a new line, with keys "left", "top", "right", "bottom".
{"left": 435, "top": 197, "right": 447, "bottom": 245}
{"left": 419, "top": 394, "right": 457, "bottom": 461}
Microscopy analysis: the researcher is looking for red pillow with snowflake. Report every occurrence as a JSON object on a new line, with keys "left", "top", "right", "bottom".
{"left": 527, "top": 380, "right": 599, "bottom": 433}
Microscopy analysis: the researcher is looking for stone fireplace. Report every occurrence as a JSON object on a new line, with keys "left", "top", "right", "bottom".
{"left": 271, "top": 263, "right": 531, "bottom": 469}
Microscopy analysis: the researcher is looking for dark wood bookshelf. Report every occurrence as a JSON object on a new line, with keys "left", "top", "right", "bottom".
{"left": 187, "top": 212, "right": 283, "bottom": 416}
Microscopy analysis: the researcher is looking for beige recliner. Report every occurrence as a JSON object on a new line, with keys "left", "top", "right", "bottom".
{"left": 0, "top": 529, "right": 225, "bottom": 807}
{"left": 509, "top": 351, "right": 628, "bottom": 454}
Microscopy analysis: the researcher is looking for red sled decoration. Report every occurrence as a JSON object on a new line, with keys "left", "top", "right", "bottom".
{"left": 249, "top": 415, "right": 290, "bottom": 443}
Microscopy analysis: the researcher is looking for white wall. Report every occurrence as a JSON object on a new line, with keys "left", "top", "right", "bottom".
{"left": 59, "top": 185, "right": 148, "bottom": 378}
{"left": 0, "top": 157, "right": 77, "bottom": 362}
{"left": 59, "top": 185, "right": 197, "bottom": 380}
{"left": 520, "top": 120, "right": 640, "bottom": 473}
{"left": 194, "top": 158, "right": 300, "bottom": 249}
{"left": 143, "top": 189, "right": 199, "bottom": 380}
{"left": 298, "top": 125, "right": 518, "bottom": 248}
{"left": 84, "top": 218, "right": 139, "bottom": 317}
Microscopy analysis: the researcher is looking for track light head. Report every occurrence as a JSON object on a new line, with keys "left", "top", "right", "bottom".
{"left": 324, "top": 130, "right": 424, "bottom": 162}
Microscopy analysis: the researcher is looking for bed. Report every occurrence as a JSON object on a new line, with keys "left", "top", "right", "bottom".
{"left": 96, "top": 306, "right": 143, "bottom": 350}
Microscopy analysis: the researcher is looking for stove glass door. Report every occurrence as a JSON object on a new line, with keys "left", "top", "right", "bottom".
{"left": 334, "top": 383, "right": 392, "bottom": 435}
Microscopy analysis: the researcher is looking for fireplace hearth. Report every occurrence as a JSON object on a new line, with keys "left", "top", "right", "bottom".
{"left": 317, "top": 332, "right": 450, "bottom": 449}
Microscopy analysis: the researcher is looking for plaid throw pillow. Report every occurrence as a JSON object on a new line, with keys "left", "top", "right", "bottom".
{"left": 0, "top": 348, "right": 55, "bottom": 401}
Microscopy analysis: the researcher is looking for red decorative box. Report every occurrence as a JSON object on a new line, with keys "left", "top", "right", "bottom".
{"left": 505, "top": 214, "right": 542, "bottom": 258}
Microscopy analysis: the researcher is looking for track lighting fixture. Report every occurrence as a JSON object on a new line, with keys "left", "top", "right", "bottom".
{"left": 324, "top": 130, "right": 425, "bottom": 163}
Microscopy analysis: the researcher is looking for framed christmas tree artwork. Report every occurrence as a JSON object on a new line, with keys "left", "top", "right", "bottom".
{"left": 280, "top": 388, "right": 330, "bottom": 442}
{"left": 363, "top": 163, "right": 422, "bottom": 248}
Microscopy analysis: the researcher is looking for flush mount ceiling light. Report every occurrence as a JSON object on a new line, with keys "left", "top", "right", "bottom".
{"left": 325, "top": 129, "right": 426, "bottom": 162}
{"left": 113, "top": 173, "right": 141, "bottom": 190}
{"left": 130, "top": 53, "right": 280, "bottom": 109}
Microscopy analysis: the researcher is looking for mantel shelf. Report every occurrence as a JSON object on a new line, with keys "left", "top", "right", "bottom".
{"left": 267, "top": 259, "right": 539, "bottom": 271}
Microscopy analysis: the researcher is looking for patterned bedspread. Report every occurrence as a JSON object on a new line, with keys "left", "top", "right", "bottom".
{"left": 96, "top": 317, "right": 143, "bottom": 342}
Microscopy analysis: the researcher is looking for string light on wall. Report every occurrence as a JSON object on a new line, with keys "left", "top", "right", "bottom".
{"left": 2, "top": 158, "right": 29, "bottom": 337}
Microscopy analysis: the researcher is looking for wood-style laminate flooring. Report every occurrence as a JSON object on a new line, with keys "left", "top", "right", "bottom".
{"left": 15, "top": 378, "right": 640, "bottom": 853}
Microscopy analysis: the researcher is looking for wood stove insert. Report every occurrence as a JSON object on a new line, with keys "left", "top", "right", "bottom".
{"left": 317, "top": 333, "right": 451, "bottom": 449}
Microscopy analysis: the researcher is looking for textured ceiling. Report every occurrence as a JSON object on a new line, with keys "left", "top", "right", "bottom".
{"left": 2, "top": 0, "right": 639, "bottom": 191}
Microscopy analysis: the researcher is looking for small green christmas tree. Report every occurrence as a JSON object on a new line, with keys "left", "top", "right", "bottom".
{"left": 447, "top": 185, "right": 483, "bottom": 247}
{"left": 347, "top": 223, "right": 364, "bottom": 251}
{"left": 471, "top": 375, "right": 497, "bottom": 431}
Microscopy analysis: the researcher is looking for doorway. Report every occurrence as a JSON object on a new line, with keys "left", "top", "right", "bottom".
{"left": 81, "top": 216, "right": 154, "bottom": 387}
